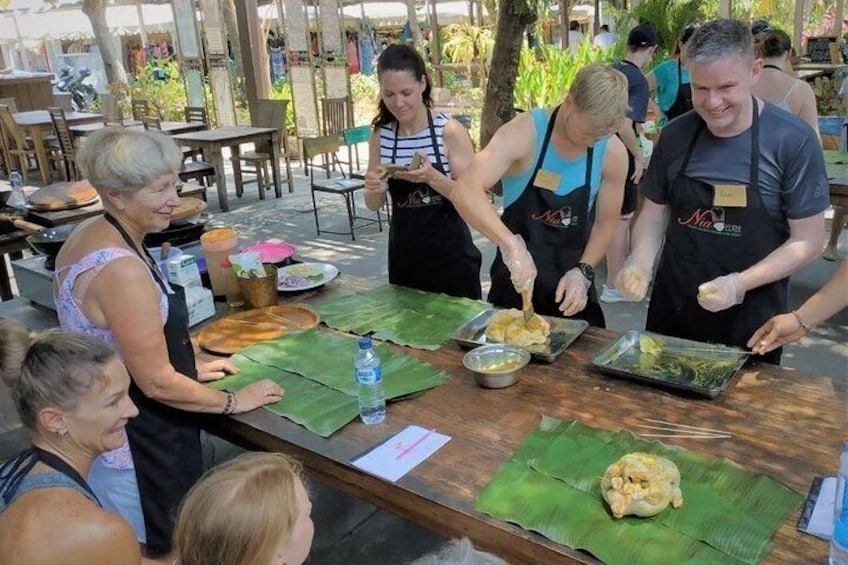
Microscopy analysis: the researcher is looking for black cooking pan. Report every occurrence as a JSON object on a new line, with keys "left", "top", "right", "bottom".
{"left": 26, "top": 224, "right": 77, "bottom": 257}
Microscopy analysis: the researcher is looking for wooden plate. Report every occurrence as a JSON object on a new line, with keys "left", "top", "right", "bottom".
{"left": 170, "top": 197, "right": 207, "bottom": 223}
{"left": 28, "top": 181, "right": 98, "bottom": 211}
{"left": 197, "top": 304, "right": 320, "bottom": 355}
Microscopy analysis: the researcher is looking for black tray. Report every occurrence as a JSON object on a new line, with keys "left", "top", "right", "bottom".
{"left": 591, "top": 330, "right": 749, "bottom": 398}
{"left": 451, "top": 309, "right": 588, "bottom": 363}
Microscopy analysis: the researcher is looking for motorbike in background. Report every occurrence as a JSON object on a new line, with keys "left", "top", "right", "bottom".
{"left": 54, "top": 66, "right": 98, "bottom": 112}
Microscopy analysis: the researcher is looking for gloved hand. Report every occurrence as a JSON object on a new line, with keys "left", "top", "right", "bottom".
{"left": 556, "top": 267, "right": 590, "bottom": 316}
{"left": 615, "top": 256, "right": 651, "bottom": 301}
{"left": 697, "top": 272, "right": 745, "bottom": 312}
{"left": 501, "top": 234, "right": 537, "bottom": 296}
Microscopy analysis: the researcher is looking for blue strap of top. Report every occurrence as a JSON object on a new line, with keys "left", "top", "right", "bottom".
{"left": 0, "top": 471, "right": 99, "bottom": 510}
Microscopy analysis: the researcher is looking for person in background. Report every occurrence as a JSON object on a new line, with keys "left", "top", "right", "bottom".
{"left": 0, "top": 320, "right": 146, "bottom": 564}
{"left": 593, "top": 24, "right": 616, "bottom": 50}
{"left": 602, "top": 24, "right": 657, "bottom": 304}
{"left": 751, "top": 29, "right": 818, "bottom": 134}
{"left": 645, "top": 22, "right": 700, "bottom": 123}
{"left": 363, "top": 44, "right": 482, "bottom": 299}
{"left": 568, "top": 21, "right": 584, "bottom": 54}
{"left": 616, "top": 19, "right": 828, "bottom": 364}
{"left": 174, "top": 452, "right": 314, "bottom": 565}
{"left": 54, "top": 127, "right": 284, "bottom": 559}
{"left": 402, "top": 64, "right": 629, "bottom": 326}
{"left": 748, "top": 261, "right": 847, "bottom": 353}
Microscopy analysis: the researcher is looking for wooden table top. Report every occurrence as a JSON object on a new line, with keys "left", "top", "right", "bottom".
{"left": 199, "top": 284, "right": 843, "bottom": 564}
{"left": 172, "top": 126, "right": 277, "bottom": 144}
{"left": 12, "top": 110, "right": 103, "bottom": 127}
{"left": 70, "top": 121, "right": 206, "bottom": 137}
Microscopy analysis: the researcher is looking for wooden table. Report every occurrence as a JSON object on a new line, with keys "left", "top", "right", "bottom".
{"left": 172, "top": 127, "right": 282, "bottom": 212}
{"left": 12, "top": 110, "right": 103, "bottom": 184}
{"left": 0, "top": 72, "right": 54, "bottom": 111}
{"left": 199, "top": 286, "right": 843, "bottom": 564}
{"left": 69, "top": 120, "right": 206, "bottom": 138}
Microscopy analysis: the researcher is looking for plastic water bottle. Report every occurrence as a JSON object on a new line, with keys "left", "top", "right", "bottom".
{"left": 354, "top": 336, "right": 385, "bottom": 424}
{"left": 831, "top": 442, "right": 848, "bottom": 565}
{"left": 8, "top": 169, "right": 27, "bottom": 210}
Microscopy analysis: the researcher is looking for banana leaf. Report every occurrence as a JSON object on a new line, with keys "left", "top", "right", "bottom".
{"left": 207, "top": 356, "right": 359, "bottom": 437}
{"left": 824, "top": 150, "right": 848, "bottom": 179}
{"left": 236, "top": 329, "right": 450, "bottom": 399}
{"left": 314, "top": 284, "right": 489, "bottom": 350}
{"left": 476, "top": 417, "right": 802, "bottom": 565}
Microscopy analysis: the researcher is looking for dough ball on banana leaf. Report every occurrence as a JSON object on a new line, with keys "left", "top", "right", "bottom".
{"left": 600, "top": 452, "right": 683, "bottom": 519}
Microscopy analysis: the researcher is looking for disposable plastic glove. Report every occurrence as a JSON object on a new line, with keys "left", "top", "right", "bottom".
{"left": 501, "top": 234, "right": 537, "bottom": 295}
{"left": 615, "top": 256, "right": 651, "bottom": 301}
{"left": 697, "top": 272, "right": 745, "bottom": 312}
{"left": 556, "top": 268, "right": 590, "bottom": 316}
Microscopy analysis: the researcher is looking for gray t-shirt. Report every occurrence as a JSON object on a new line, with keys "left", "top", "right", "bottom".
{"left": 642, "top": 102, "right": 829, "bottom": 221}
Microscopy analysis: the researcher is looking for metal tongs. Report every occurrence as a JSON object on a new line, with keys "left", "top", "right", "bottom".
{"left": 521, "top": 289, "right": 534, "bottom": 323}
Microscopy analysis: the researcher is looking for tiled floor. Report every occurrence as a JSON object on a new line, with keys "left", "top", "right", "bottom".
{"left": 1, "top": 159, "right": 846, "bottom": 563}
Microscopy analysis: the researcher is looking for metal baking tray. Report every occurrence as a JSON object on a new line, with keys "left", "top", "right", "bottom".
{"left": 591, "top": 330, "right": 749, "bottom": 398}
{"left": 451, "top": 309, "right": 589, "bottom": 363}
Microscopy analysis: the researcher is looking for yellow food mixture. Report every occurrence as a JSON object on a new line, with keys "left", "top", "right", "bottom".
{"left": 484, "top": 308, "right": 551, "bottom": 347}
{"left": 600, "top": 452, "right": 684, "bottom": 518}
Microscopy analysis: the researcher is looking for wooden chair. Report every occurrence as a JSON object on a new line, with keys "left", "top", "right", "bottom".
{"left": 131, "top": 99, "right": 150, "bottom": 121}
{"left": 143, "top": 115, "right": 215, "bottom": 188}
{"left": 182, "top": 106, "right": 208, "bottom": 161}
{"left": 48, "top": 107, "right": 79, "bottom": 181}
{"left": 303, "top": 134, "right": 382, "bottom": 240}
{"left": 0, "top": 104, "right": 39, "bottom": 184}
{"left": 315, "top": 96, "right": 353, "bottom": 177}
{"left": 231, "top": 99, "right": 293, "bottom": 199}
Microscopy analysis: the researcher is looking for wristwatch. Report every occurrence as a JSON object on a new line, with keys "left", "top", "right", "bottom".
{"left": 575, "top": 262, "right": 595, "bottom": 283}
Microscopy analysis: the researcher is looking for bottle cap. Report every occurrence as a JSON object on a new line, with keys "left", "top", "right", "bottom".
{"left": 358, "top": 336, "right": 372, "bottom": 349}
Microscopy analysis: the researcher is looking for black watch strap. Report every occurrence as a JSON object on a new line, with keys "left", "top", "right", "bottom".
{"left": 576, "top": 262, "right": 595, "bottom": 282}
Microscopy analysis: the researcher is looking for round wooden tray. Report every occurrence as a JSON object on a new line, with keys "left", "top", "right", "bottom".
{"left": 28, "top": 181, "right": 99, "bottom": 211}
{"left": 171, "top": 197, "right": 207, "bottom": 223}
{"left": 197, "top": 304, "right": 320, "bottom": 355}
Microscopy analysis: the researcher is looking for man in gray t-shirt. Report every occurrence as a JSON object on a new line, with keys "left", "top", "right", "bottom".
{"left": 615, "top": 19, "right": 827, "bottom": 363}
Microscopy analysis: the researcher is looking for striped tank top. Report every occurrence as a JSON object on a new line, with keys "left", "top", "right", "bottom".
{"left": 379, "top": 112, "right": 452, "bottom": 178}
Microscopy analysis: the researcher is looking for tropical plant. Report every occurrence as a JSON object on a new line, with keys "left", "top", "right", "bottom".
{"left": 812, "top": 75, "right": 847, "bottom": 116}
{"left": 349, "top": 73, "right": 380, "bottom": 126}
{"left": 513, "top": 42, "right": 614, "bottom": 110}
{"left": 611, "top": 0, "right": 706, "bottom": 63}
{"left": 443, "top": 23, "right": 495, "bottom": 87}
{"left": 130, "top": 59, "right": 190, "bottom": 121}
{"left": 268, "top": 79, "right": 297, "bottom": 135}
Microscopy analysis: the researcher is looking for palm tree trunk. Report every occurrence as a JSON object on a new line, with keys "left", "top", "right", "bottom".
{"left": 480, "top": 0, "right": 537, "bottom": 147}
{"left": 405, "top": 0, "right": 424, "bottom": 48}
{"left": 81, "top": 0, "right": 128, "bottom": 87}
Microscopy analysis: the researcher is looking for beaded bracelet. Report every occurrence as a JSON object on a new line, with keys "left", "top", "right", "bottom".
{"left": 791, "top": 310, "right": 811, "bottom": 333}
{"left": 222, "top": 392, "right": 236, "bottom": 415}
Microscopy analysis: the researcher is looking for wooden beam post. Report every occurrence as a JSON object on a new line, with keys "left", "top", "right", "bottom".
{"left": 198, "top": 0, "right": 237, "bottom": 126}
{"left": 234, "top": 0, "right": 271, "bottom": 123}
{"left": 793, "top": 0, "right": 805, "bottom": 56}
{"left": 718, "top": 0, "right": 731, "bottom": 18}
{"left": 171, "top": 0, "right": 206, "bottom": 109}
{"left": 834, "top": 0, "right": 844, "bottom": 41}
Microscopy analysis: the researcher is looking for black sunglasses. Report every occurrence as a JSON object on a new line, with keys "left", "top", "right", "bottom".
{"left": 751, "top": 21, "right": 772, "bottom": 34}
{"left": 680, "top": 22, "right": 702, "bottom": 43}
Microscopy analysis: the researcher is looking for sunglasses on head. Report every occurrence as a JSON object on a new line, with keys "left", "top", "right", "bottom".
{"left": 680, "top": 22, "right": 702, "bottom": 43}
{"left": 751, "top": 21, "right": 772, "bottom": 34}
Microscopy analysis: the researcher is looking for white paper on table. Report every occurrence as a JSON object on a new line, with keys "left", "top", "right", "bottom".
{"left": 351, "top": 425, "right": 451, "bottom": 482}
{"left": 802, "top": 476, "right": 836, "bottom": 540}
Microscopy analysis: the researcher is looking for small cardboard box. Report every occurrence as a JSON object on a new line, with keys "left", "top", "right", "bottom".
{"left": 185, "top": 286, "right": 216, "bottom": 327}
{"left": 166, "top": 254, "right": 203, "bottom": 289}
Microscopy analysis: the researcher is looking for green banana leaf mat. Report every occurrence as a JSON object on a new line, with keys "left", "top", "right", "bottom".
{"left": 825, "top": 149, "right": 848, "bottom": 179}
{"left": 476, "top": 417, "right": 802, "bottom": 565}
{"left": 208, "top": 329, "right": 450, "bottom": 437}
{"left": 314, "top": 284, "right": 489, "bottom": 350}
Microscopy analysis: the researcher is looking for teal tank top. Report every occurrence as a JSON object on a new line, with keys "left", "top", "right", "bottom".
{"left": 501, "top": 107, "right": 609, "bottom": 208}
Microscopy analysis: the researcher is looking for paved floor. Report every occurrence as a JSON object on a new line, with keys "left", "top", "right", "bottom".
{"left": 1, "top": 159, "right": 846, "bottom": 563}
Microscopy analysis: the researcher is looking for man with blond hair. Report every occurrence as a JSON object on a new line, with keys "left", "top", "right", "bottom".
{"left": 395, "top": 64, "right": 629, "bottom": 327}
{"left": 616, "top": 19, "right": 828, "bottom": 363}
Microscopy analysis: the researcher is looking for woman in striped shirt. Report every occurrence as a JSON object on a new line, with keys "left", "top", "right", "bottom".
{"left": 363, "top": 44, "right": 482, "bottom": 299}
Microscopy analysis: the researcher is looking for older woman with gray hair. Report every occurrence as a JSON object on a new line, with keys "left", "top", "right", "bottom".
{"left": 0, "top": 319, "right": 142, "bottom": 563}
{"left": 53, "top": 127, "right": 285, "bottom": 559}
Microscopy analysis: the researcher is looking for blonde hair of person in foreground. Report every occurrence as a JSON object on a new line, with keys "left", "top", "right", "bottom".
{"left": 173, "top": 452, "right": 313, "bottom": 565}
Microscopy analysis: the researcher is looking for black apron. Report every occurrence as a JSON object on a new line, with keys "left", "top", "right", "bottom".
{"left": 0, "top": 446, "right": 100, "bottom": 506}
{"left": 387, "top": 111, "right": 482, "bottom": 299}
{"left": 104, "top": 213, "right": 203, "bottom": 557}
{"left": 645, "top": 99, "right": 788, "bottom": 364}
{"left": 666, "top": 60, "right": 693, "bottom": 120}
{"left": 488, "top": 106, "right": 605, "bottom": 327}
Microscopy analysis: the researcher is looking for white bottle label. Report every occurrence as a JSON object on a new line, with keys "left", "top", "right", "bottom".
{"left": 356, "top": 366, "right": 382, "bottom": 385}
